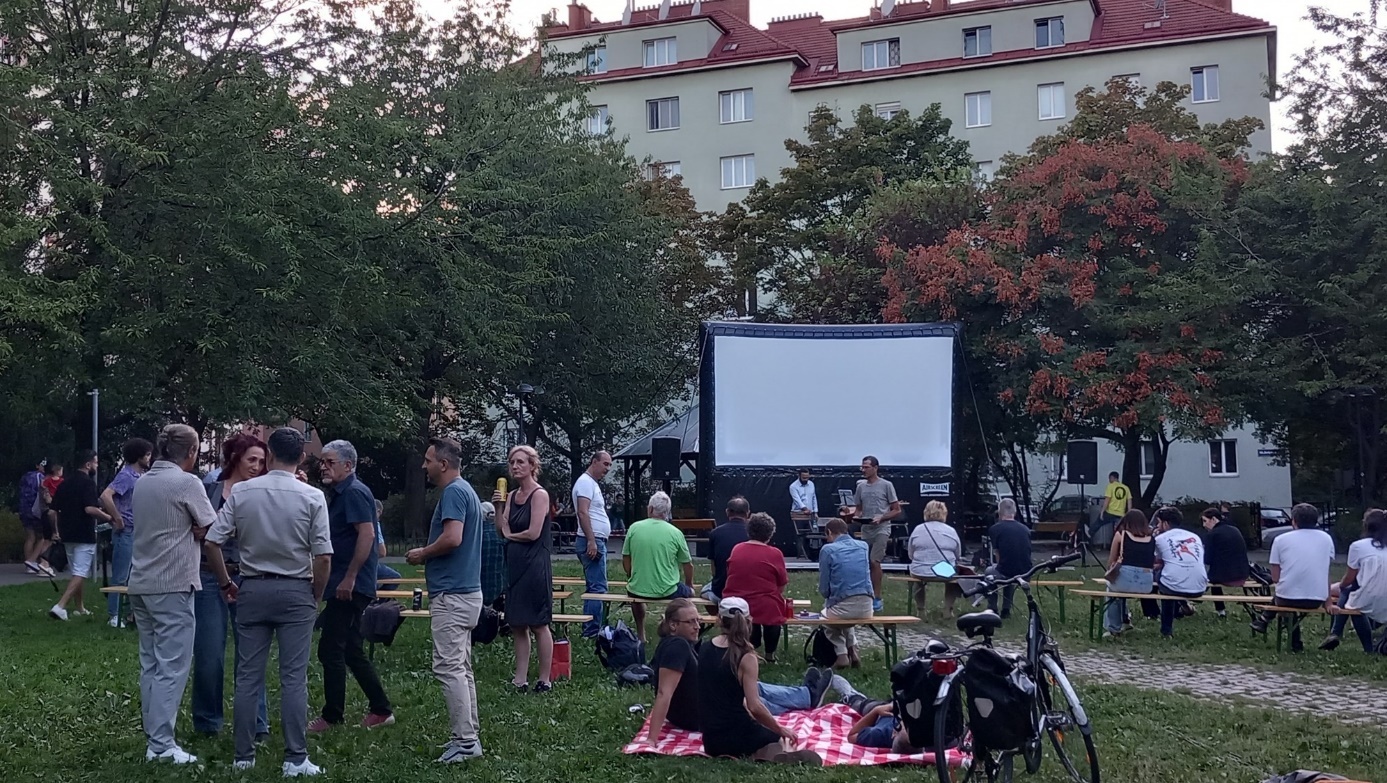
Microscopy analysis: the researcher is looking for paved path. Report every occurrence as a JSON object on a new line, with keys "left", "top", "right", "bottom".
{"left": 899, "top": 628, "right": 1387, "bottom": 728}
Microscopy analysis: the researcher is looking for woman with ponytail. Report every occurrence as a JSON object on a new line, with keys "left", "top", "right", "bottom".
{"left": 695, "top": 598, "right": 822, "bottom": 764}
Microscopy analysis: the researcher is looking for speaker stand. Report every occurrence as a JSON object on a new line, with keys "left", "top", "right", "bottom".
{"left": 1075, "top": 484, "right": 1092, "bottom": 569}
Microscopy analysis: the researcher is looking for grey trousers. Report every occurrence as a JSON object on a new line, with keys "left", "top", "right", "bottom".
{"left": 234, "top": 578, "right": 317, "bottom": 764}
{"left": 130, "top": 591, "right": 197, "bottom": 754}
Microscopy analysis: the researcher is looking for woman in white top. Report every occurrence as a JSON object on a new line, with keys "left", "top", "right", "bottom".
{"left": 1322, "top": 508, "right": 1387, "bottom": 652}
{"left": 907, "top": 501, "right": 963, "bottom": 619}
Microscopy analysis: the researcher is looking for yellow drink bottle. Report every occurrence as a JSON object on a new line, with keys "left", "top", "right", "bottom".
{"left": 497, "top": 477, "right": 508, "bottom": 502}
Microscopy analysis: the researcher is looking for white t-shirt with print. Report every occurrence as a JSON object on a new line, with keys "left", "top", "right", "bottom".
{"left": 1269, "top": 528, "right": 1335, "bottom": 601}
{"left": 1155, "top": 528, "right": 1208, "bottom": 595}
{"left": 1345, "top": 537, "right": 1387, "bottom": 621}
{"left": 571, "top": 472, "right": 610, "bottom": 540}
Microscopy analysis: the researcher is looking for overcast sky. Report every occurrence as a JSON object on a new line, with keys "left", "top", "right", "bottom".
{"left": 464, "top": 0, "right": 1362, "bottom": 151}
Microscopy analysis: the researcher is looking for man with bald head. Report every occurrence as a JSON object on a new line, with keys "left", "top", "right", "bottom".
{"left": 572, "top": 450, "right": 613, "bottom": 638}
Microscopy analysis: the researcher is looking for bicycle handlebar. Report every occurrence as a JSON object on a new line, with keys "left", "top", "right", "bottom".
{"left": 961, "top": 553, "right": 1082, "bottom": 598}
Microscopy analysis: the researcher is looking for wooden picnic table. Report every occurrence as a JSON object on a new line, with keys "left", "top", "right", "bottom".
{"left": 889, "top": 575, "right": 1086, "bottom": 622}
{"left": 1072, "top": 588, "right": 1272, "bottom": 641}
{"left": 1259, "top": 604, "right": 1363, "bottom": 653}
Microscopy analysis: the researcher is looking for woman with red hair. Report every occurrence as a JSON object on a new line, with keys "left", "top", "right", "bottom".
{"left": 191, "top": 433, "right": 270, "bottom": 739}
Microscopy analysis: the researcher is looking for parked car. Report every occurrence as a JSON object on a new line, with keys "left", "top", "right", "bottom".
{"left": 1258, "top": 507, "right": 1291, "bottom": 529}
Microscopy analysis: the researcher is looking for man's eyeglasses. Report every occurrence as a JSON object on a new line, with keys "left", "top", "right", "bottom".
{"left": 320, "top": 459, "right": 340, "bottom": 468}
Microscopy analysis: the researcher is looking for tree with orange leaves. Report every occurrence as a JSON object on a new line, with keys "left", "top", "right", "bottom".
{"left": 883, "top": 81, "right": 1266, "bottom": 506}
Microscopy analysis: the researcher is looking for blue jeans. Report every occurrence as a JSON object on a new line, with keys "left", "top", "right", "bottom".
{"left": 758, "top": 682, "right": 810, "bottom": 716}
{"left": 1329, "top": 584, "right": 1378, "bottom": 652}
{"left": 1158, "top": 585, "right": 1202, "bottom": 637}
{"left": 1104, "top": 566, "right": 1153, "bottom": 633}
{"left": 192, "top": 570, "right": 268, "bottom": 735}
{"left": 575, "top": 536, "right": 608, "bottom": 637}
{"left": 107, "top": 529, "right": 133, "bottom": 619}
{"left": 377, "top": 563, "right": 401, "bottom": 591}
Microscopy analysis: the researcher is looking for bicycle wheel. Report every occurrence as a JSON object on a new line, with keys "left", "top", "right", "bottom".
{"left": 935, "top": 682, "right": 1013, "bottom": 783}
{"left": 1038, "top": 654, "right": 1100, "bottom": 783}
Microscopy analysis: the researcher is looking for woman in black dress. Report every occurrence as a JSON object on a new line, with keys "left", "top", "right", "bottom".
{"left": 493, "top": 445, "right": 553, "bottom": 692}
{"left": 697, "top": 597, "right": 821, "bottom": 764}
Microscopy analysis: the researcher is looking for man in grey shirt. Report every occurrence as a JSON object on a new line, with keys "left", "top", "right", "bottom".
{"left": 128, "top": 424, "right": 217, "bottom": 765}
{"left": 845, "top": 456, "right": 901, "bottom": 612}
{"left": 205, "top": 427, "right": 332, "bottom": 777}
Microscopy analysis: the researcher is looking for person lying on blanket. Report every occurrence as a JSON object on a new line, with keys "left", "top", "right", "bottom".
{"left": 646, "top": 598, "right": 868, "bottom": 747}
{"left": 845, "top": 696, "right": 921, "bottom": 754}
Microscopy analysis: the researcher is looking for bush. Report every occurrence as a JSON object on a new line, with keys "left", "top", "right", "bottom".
{"left": 1332, "top": 508, "right": 1368, "bottom": 550}
{"left": 0, "top": 511, "right": 26, "bottom": 563}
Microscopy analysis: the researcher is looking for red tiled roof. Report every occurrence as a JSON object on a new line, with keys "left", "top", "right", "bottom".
{"left": 547, "top": 0, "right": 1273, "bottom": 87}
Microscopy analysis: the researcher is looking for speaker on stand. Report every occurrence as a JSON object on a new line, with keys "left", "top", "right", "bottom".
{"left": 651, "top": 437, "right": 681, "bottom": 495}
{"left": 1065, "top": 441, "right": 1099, "bottom": 567}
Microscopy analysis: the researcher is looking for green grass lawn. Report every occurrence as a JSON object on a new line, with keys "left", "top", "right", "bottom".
{"left": 1, "top": 560, "right": 1384, "bottom": 782}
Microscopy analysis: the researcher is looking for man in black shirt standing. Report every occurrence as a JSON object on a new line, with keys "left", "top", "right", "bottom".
{"left": 1201, "top": 507, "right": 1249, "bottom": 618}
{"left": 701, "top": 496, "right": 751, "bottom": 603}
{"left": 48, "top": 450, "right": 114, "bottom": 620}
{"left": 986, "top": 499, "right": 1032, "bottom": 619}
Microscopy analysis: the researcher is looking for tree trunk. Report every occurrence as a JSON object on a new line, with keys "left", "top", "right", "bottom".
{"left": 1141, "top": 430, "right": 1172, "bottom": 509}
{"left": 1120, "top": 428, "right": 1144, "bottom": 508}
{"left": 404, "top": 410, "right": 430, "bottom": 541}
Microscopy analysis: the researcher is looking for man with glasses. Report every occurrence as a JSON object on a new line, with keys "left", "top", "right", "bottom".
{"left": 309, "top": 440, "right": 394, "bottom": 733}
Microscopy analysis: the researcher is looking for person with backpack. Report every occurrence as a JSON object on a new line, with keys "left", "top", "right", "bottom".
{"left": 817, "top": 519, "right": 875, "bottom": 669}
{"left": 19, "top": 457, "right": 50, "bottom": 575}
{"left": 696, "top": 598, "right": 821, "bottom": 764}
{"left": 1321, "top": 508, "right": 1387, "bottom": 652}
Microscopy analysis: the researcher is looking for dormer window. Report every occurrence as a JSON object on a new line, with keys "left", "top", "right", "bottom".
{"left": 643, "top": 37, "right": 677, "bottom": 67}
{"left": 862, "top": 39, "right": 900, "bottom": 71}
{"left": 1035, "top": 18, "right": 1065, "bottom": 49}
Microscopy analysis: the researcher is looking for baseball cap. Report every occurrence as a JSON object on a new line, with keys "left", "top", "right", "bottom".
{"left": 718, "top": 596, "right": 750, "bottom": 618}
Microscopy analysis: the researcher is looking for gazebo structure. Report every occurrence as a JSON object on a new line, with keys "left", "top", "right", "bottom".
{"left": 613, "top": 406, "right": 699, "bottom": 522}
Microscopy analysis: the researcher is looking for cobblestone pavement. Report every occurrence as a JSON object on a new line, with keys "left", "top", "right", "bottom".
{"left": 898, "top": 628, "right": 1387, "bottom": 728}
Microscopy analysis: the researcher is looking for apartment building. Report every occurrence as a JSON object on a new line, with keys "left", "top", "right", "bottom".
{"left": 545, "top": 0, "right": 1276, "bottom": 211}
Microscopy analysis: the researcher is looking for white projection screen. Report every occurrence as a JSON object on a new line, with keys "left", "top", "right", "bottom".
{"left": 709, "top": 327, "right": 954, "bottom": 467}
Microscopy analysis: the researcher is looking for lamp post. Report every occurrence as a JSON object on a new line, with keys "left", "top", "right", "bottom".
{"left": 87, "top": 389, "right": 100, "bottom": 485}
{"left": 1345, "top": 386, "right": 1378, "bottom": 508}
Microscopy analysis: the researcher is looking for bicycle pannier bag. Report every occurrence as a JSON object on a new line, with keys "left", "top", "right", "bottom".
{"left": 960, "top": 646, "right": 1035, "bottom": 751}
{"left": 891, "top": 655, "right": 964, "bottom": 750}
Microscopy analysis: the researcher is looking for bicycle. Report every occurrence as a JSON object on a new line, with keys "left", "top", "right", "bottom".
{"left": 928, "top": 553, "right": 1099, "bottom": 783}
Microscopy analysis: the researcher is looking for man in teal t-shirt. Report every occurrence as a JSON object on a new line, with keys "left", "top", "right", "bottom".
{"left": 621, "top": 491, "right": 693, "bottom": 641}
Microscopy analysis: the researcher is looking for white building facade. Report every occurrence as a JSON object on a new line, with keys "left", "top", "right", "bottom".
{"left": 546, "top": 0, "right": 1288, "bottom": 506}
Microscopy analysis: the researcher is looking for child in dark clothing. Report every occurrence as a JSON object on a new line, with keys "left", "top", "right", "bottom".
{"left": 845, "top": 696, "right": 922, "bottom": 753}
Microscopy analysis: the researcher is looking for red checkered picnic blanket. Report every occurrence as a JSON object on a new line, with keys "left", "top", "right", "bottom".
{"left": 623, "top": 703, "right": 970, "bottom": 768}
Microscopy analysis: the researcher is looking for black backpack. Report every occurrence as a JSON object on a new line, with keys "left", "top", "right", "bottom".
{"left": 803, "top": 627, "right": 838, "bottom": 667}
{"left": 360, "top": 599, "right": 405, "bottom": 647}
{"left": 595, "top": 621, "right": 645, "bottom": 671}
{"left": 45, "top": 541, "right": 68, "bottom": 574}
{"left": 891, "top": 654, "right": 964, "bottom": 750}
{"left": 959, "top": 646, "right": 1036, "bottom": 751}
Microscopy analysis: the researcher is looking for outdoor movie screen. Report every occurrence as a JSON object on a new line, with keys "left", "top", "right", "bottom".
{"left": 711, "top": 331, "right": 953, "bottom": 468}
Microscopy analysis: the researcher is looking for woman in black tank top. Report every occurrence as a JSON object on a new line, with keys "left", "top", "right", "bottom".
{"left": 1103, "top": 510, "right": 1155, "bottom": 637}
{"left": 493, "top": 446, "right": 554, "bottom": 692}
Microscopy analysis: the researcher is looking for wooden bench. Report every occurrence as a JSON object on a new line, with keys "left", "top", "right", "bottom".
{"left": 554, "top": 576, "right": 627, "bottom": 589}
{"left": 1073, "top": 589, "right": 1272, "bottom": 641}
{"left": 691, "top": 614, "right": 920, "bottom": 666}
{"left": 890, "top": 576, "right": 1086, "bottom": 622}
{"left": 1259, "top": 604, "right": 1363, "bottom": 654}
{"left": 580, "top": 592, "right": 810, "bottom": 625}
{"left": 379, "top": 589, "right": 576, "bottom": 611}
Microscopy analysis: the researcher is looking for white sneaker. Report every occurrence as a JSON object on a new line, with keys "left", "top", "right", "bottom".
{"left": 108, "top": 616, "right": 125, "bottom": 629}
{"left": 233, "top": 759, "right": 255, "bottom": 771}
{"left": 24, "top": 560, "right": 40, "bottom": 574}
{"left": 37, "top": 563, "right": 56, "bottom": 577}
{"left": 146, "top": 746, "right": 198, "bottom": 764}
{"left": 73, "top": 608, "right": 92, "bottom": 617}
{"left": 49, "top": 605, "right": 68, "bottom": 621}
{"left": 283, "top": 759, "right": 323, "bottom": 777}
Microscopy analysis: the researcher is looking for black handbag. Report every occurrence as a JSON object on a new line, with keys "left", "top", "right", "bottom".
{"left": 45, "top": 541, "right": 68, "bottom": 573}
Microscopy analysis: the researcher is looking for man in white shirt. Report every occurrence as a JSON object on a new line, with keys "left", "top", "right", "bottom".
{"left": 790, "top": 470, "right": 818, "bottom": 520}
{"left": 1152, "top": 507, "right": 1207, "bottom": 639}
{"left": 1250, "top": 503, "right": 1335, "bottom": 652}
{"left": 572, "top": 450, "right": 613, "bottom": 639}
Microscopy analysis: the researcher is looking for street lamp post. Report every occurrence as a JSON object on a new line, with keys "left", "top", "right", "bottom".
{"left": 517, "top": 384, "right": 535, "bottom": 446}
{"left": 87, "top": 389, "right": 100, "bottom": 485}
{"left": 1345, "top": 386, "right": 1378, "bottom": 508}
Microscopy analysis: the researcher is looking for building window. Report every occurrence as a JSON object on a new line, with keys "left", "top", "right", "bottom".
{"left": 647, "top": 161, "right": 681, "bottom": 179}
{"left": 973, "top": 160, "right": 996, "bottom": 182}
{"left": 1209, "top": 439, "right": 1238, "bottom": 476}
{"left": 1114, "top": 73, "right": 1141, "bottom": 89}
{"left": 720, "top": 89, "right": 754, "bottom": 123}
{"left": 1139, "top": 441, "right": 1157, "bottom": 478}
{"left": 586, "top": 46, "right": 607, "bottom": 74}
{"left": 721, "top": 154, "right": 755, "bottom": 189}
{"left": 586, "top": 105, "right": 608, "bottom": 135}
{"left": 643, "top": 37, "right": 677, "bottom": 67}
{"left": 1035, "top": 17, "right": 1065, "bottom": 49}
{"left": 862, "top": 39, "right": 900, "bottom": 71}
{"left": 1192, "top": 65, "right": 1220, "bottom": 103}
{"left": 647, "top": 97, "right": 680, "bottom": 131}
{"left": 964, "top": 26, "right": 992, "bottom": 58}
{"left": 1038, "top": 83, "right": 1065, "bottom": 121}
{"left": 965, "top": 91, "right": 991, "bottom": 128}
{"left": 875, "top": 101, "right": 902, "bottom": 120}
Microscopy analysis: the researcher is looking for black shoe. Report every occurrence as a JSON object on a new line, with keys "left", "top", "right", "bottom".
{"left": 806, "top": 668, "right": 831, "bottom": 708}
{"left": 533, "top": 681, "right": 553, "bottom": 694}
{"left": 1319, "top": 634, "right": 1341, "bottom": 651}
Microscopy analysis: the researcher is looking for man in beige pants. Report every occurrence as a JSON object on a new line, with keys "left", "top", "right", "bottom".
{"left": 817, "top": 520, "right": 876, "bottom": 668}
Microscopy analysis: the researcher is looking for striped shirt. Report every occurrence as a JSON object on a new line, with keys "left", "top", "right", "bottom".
{"left": 129, "top": 461, "right": 217, "bottom": 595}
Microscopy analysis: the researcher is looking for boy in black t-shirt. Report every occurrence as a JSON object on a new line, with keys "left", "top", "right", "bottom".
{"left": 48, "top": 450, "right": 113, "bottom": 620}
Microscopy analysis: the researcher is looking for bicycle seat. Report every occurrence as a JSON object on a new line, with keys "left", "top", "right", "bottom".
{"left": 957, "top": 611, "right": 1003, "bottom": 636}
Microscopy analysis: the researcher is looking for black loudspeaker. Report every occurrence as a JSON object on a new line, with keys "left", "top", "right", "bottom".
{"left": 651, "top": 437, "right": 681, "bottom": 481}
{"left": 1066, "top": 441, "right": 1098, "bottom": 485}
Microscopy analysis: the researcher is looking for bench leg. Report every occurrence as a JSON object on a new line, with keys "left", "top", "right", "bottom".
{"left": 1275, "top": 615, "right": 1284, "bottom": 654}
{"left": 906, "top": 582, "right": 915, "bottom": 617}
{"left": 1058, "top": 587, "right": 1067, "bottom": 624}
{"left": 1088, "top": 598, "right": 1099, "bottom": 642}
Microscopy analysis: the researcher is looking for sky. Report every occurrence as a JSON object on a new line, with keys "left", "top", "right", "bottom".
{"left": 462, "top": 0, "right": 1365, "bottom": 152}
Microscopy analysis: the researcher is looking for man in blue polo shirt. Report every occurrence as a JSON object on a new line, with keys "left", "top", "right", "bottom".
{"left": 310, "top": 440, "right": 394, "bottom": 733}
{"left": 408, "top": 437, "right": 484, "bottom": 763}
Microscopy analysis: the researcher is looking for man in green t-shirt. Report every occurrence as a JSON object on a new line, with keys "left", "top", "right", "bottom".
{"left": 621, "top": 490, "right": 694, "bottom": 642}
